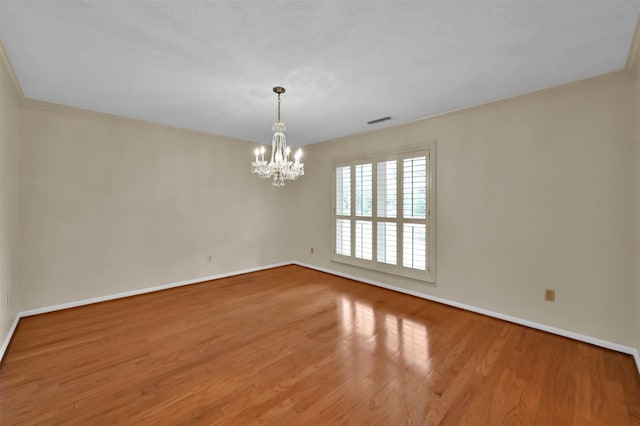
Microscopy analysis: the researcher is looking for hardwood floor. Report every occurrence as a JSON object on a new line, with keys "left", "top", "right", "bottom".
{"left": 1, "top": 265, "right": 638, "bottom": 425}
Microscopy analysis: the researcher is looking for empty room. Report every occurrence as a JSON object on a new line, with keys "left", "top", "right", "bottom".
{"left": 1, "top": 1, "right": 640, "bottom": 424}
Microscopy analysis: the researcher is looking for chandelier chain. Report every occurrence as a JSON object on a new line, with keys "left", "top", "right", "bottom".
{"left": 277, "top": 92, "right": 281, "bottom": 122}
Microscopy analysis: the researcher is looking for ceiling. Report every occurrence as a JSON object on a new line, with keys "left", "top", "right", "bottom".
{"left": 1, "top": 1, "right": 639, "bottom": 146}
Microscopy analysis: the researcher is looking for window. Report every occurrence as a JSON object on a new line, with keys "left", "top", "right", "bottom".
{"left": 332, "top": 145, "right": 435, "bottom": 282}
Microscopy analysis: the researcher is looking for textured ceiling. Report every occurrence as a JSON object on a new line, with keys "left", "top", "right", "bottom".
{"left": 1, "top": 1, "right": 639, "bottom": 146}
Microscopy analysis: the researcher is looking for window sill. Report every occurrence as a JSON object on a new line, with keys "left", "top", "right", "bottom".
{"left": 331, "top": 254, "right": 435, "bottom": 284}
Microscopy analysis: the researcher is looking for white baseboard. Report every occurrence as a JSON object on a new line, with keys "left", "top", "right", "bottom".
{"left": 0, "top": 315, "right": 20, "bottom": 365}
{"left": 292, "top": 261, "right": 640, "bottom": 376}
{"left": 2, "top": 259, "right": 639, "bottom": 378}
{"left": 0, "top": 261, "right": 293, "bottom": 363}
{"left": 19, "top": 261, "right": 292, "bottom": 317}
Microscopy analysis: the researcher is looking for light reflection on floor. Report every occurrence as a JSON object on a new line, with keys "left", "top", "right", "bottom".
{"left": 337, "top": 294, "right": 430, "bottom": 373}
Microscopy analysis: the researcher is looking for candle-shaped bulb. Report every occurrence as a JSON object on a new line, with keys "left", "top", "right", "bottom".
{"left": 254, "top": 148, "right": 259, "bottom": 162}
{"left": 260, "top": 146, "right": 265, "bottom": 154}
{"left": 295, "top": 148, "right": 302, "bottom": 163}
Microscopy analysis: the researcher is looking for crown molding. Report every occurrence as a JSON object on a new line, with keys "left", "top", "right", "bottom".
{"left": 314, "top": 69, "right": 634, "bottom": 148}
{"left": 430, "top": 70, "right": 634, "bottom": 116}
{"left": 0, "top": 39, "right": 25, "bottom": 102}
{"left": 626, "top": 16, "right": 640, "bottom": 74}
{"left": 0, "top": 38, "right": 253, "bottom": 144}
{"left": 21, "top": 97, "right": 254, "bottom": 144}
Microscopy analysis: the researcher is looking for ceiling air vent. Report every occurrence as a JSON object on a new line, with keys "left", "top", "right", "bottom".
{"left": 367, "top": 116, "right": 391, "bottom": 125}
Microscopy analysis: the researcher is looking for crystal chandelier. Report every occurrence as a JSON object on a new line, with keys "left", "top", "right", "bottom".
{"left": 251, "top": 87, "right": 304, "bottom": 187}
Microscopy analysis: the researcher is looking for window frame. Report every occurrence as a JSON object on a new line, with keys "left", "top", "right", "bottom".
{"left": 331, "top": 143, "right": 436, "bottom": 283}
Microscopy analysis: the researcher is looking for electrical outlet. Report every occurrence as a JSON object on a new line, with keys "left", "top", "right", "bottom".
{"left": 310, "top": 247, "right": 314, "bottom": 254}
{"left": 544, "top": 289, "right": 555, "bottom": 302}
{"left": 207, "top": 255, "right": 213, "bottom": 263}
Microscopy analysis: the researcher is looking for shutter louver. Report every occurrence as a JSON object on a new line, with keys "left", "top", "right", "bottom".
{"left": 377, "top": 160, "right": 397, "bottom": 218}
{"left": 403, "top": 157, "right": 427, "bottom": 219}
{"left": 355, "top": 220, "right": 373, "bottom": 260}
{"left": 355, "top": 164, "right": 372, "bottom": 217}
{"left": 403, "top": 223, "right": 427, "bottom": 270}
{"left": 377, "top": 222, "right": 397, "bottom": 265}
{"left": 336, "top": 219, "right": 351, "bottom": 256}
{"left": 336, "top": 166, "right": 351, "bottom": 216}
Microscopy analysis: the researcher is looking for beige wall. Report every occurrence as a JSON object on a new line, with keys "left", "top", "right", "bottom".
{"left": 18, "top": 105, "right": 292, "bottom": 311}
{"left": 0, "top": 47, "right": 21, "bottom": 342}
{"left": 291, "top": 73, "right": 636, "bottom": 347}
